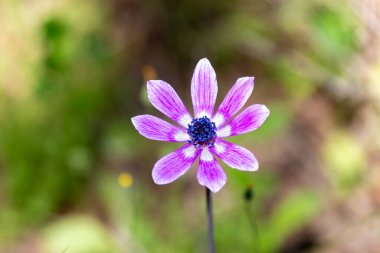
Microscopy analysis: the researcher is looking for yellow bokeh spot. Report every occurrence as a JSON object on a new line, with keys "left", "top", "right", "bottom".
{"left": 118, "top": 172, "right": 133, "bottom": 188}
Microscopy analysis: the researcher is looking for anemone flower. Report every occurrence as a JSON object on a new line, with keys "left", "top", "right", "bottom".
{"left": 132, "top": 58, "right": 269, "bottom": 193}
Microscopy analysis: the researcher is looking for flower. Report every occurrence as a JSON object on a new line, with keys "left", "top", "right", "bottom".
{"left": 131, "top": 58, "right": 269, "bottom": 192}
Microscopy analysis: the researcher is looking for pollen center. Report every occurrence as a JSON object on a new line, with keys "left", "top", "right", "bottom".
{"left": 187, "top": 116, "right": 217, "bottom": 148}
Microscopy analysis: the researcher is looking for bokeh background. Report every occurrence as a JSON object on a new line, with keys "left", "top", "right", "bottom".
{"left": 1, "top": 0, "right": 380, "bottom": 252}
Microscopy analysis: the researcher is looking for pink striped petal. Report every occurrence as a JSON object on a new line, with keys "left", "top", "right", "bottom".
{"left": 152, "top": 144, "right": 200, "bottom": 184}
{"left": 197, "top": 148, "right": 226, "bottom": 192}
{"left": 217, "top": 104, "right": 269, "bottom": 138}
{"left": 131, "top": 115, "right": 189, "bottom": 142}
{"left": 147, "top": 80, "right": 192, "bottom": 128}
{"left": 212, "top": 139, "right": 258, "bottom": 171}
{"left": 191, "top": 58, "right": 218, "bottom": 118}
{"left": 213, "top": 77, "right": 254, "bottom": 127}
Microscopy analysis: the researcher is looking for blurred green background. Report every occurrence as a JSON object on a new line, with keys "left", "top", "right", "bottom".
{"left": 1, "top": 0, "right": 380, "bottom": 252}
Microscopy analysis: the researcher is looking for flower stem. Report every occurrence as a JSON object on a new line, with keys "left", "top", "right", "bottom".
{"left": 245, "top": 203, "right": 261, "bottom": 253}
{"left": 206, "top": 188, "right": 215, "bottom": 253}
{"left": 244, "top": 186, "right": 261, "bottom": 253}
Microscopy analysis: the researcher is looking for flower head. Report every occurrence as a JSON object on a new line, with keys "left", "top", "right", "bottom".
{"left": 131, "top": 58, "right": 269, "bottom": 192}
{"left": 187, "top": 116, "right": 217, "bottom": 148}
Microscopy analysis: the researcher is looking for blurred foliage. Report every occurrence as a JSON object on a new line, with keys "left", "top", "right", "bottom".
{"left": 41, "top": 215, "right": 118, "bottom": 253}
{"left": 323, "top": 131, "right": 366, "bottom": 195}
{"left": 0, "top": 0, "right": 378, "bottom": 252}
{"left": 0, "top": 1, "right": 113, "bottom": 242}
{"left": 261, "top": 191, "right": 321, "bottom": 252}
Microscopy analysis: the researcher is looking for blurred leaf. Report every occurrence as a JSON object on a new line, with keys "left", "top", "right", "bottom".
{"left": 323, "top": 131, "right": 366, "bottom": 194}
{"left": 41, "top": 215, "right": 119, "bottom": 253}
{"left": 311, "top": 5, "right": 357, "bottom": 56}
{"left": 309, "top": 4, "right": 358, "bottom": 72}
{"left": 261, "top": 190, "right": 321, "bottom": 252}
{"left": 270, "top": 58, "right": 316, "bottom": 102}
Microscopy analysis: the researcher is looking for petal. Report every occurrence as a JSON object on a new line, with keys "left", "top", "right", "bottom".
{"left": 217, "top": 104, "right": 269, "bottom": 137}
{"left": 147, "top": 80, "right": 192, "bottom": 128}
{"left": 131, "top": 115, "right": 189, "bottom": 142}
{"left": 197, "top": 148, "right": 227, "bottom": 192}
{"left": 191, "top": 58, "right": 218, "bottom": 118}
{"left": 152, "top": 144, "right": 200, "bottom": 184}
{"left": 211, "top": 139, "right": 258, "bottom": 171}
{"left": 213, "top": 77, "right": 254, "bottom": 127}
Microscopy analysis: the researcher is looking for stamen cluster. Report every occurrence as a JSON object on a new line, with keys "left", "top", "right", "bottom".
{"left": 187, "top": 116, "right": 217, "bottom": 148}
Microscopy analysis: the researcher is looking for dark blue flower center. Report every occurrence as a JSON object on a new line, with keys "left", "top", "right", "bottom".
{"left": 187, "top": 116, "right": 217, "bottom": 148}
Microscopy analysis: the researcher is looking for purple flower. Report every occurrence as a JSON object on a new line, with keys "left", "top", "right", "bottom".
{"left": 131, "top": 58, "right": 269, "bottom": 192}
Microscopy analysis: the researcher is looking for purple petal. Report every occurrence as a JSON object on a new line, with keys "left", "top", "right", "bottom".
{"left": 213, "top": 77, "right": 254, "bottom": 127}
{"left": 152, "top": 144, "right": 200, "bottom": 184}
{"left": 217, "top": 104, "right": 269, "bottom": 137}
{"left": 197, "top": 148, "right": 227, "bottom": 192}
{"left": 147, "top": 80, "right": 192, "bottom": 127}
{"left": 191, "top": 58, "right": 218, "bottom": 118}
{"left": 212, "top": 139, "right": 258, "bottom": 171}
{"left": 131, "top": 115, "right": 189, "bottom": 142}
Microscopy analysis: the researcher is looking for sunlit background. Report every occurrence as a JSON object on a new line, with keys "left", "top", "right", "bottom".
{"left": 1, "top": 0, "right": 380, "bottom": 252}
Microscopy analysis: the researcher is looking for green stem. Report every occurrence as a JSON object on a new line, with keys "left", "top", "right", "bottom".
{"left": 206, "top": 188, "right": 215, "bottom": 253}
